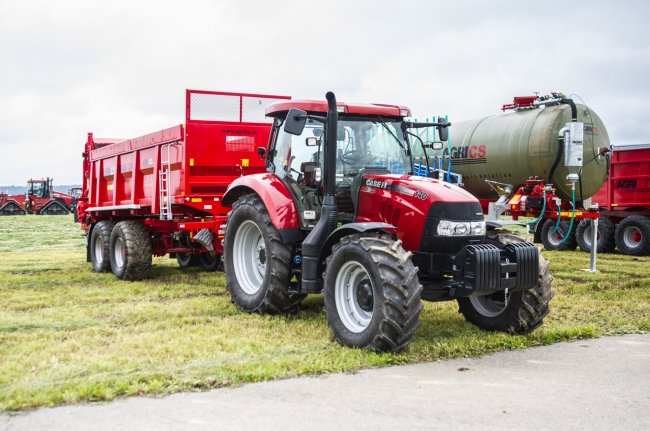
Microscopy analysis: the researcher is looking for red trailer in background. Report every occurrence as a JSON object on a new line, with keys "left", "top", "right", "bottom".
{"left": 579, "top": 144, "right": 650, "bottom": 255}
{"left": 78, "top": 90, "right": 289, "bottom": 278}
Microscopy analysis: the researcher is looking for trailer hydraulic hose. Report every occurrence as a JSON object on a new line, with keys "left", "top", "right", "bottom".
{"left": 527, "top": 190, "right": 547, "bottom": 227}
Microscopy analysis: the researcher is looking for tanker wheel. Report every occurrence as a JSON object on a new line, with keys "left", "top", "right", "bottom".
{"left": 90, "top": 221, "right": 115, "bottom": 272}
{"left": 576, "top": 217, "right": 615, "bottom": 253}
{"left": 199, "top": 252, "right": 222, "bottom": 272}
{"left": 109, "top": 220, "right": 152, "bottom": 280}
{"left": 176, "top": 252, "right": 199, "bottom": 269}
{"left": 615, "top": 216, "right": 650, "bottom": 256}
{"left": 457, "top": 230, "right": 553, "bottom": 334}
{"left": 224, "top": 194, "right": 305, "bottom": 313}
{"left": 540, "top": 218, "right": 577, "bottom": 251}
{"left": 323, "top": 233, "right": 423, "bottom": 352}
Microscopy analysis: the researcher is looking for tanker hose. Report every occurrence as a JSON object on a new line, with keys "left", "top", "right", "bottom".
{"left": 527, "top": 190, "right": 547, "bottom": 228}
{"left": 557, "top": 187, "right": 576, "bottom": 245}
{"left": 560, "top": 98, "right": 578, "bottom": 122}
{"left": 551, "top": 203, "right": 562, "bottom": 235}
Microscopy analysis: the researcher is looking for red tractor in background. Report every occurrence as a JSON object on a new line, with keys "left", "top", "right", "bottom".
{"left": 221, "top": 92, "right": 552, "bottom": 351}
{"left": 0, "top": 178, "right": 73, "bottom": 215}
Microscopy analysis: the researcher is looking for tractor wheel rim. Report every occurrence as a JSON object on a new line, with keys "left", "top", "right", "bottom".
{"left": 114, "top": 238, "right": 124, "bottom": 268}
{"left": 335, "top": 261, "right": 374, "bottom": 333}
{"left": 94, "top": 237, "right": 104, "bottom": 264}
{"left": 469, "top": 291, "right": 511, "bottom": 317}
{"left": 233, "top": 220, "right": 265, "bottom": 295}
{"left": 623, "top": 226, "right": 642, "bottom": 248}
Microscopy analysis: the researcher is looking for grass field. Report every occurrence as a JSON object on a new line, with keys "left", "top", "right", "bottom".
{"left": 1, "top": 215, "right": 649, "bottom": 412}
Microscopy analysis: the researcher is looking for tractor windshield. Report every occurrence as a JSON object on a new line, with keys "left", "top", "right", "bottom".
{"left": 30, "top": 182, "right": 45, "bottom": 198}
{"left": 336, "top": 118, "right": 410, "bottom": 176}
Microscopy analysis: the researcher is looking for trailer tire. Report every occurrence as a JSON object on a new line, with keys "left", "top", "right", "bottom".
{"left": 90, "top": 221, "right": 115, "bottom": 272}
{"left": 457, "top": 230, "right": 553, "bottom": 334}
{"left": 576, "top": 217, "right": 615, "bottom": 253}
{"left": 176, "top": 253, "right": 199, "bottom": 268}
{"left": 224, "top": 194, "right": 305, "bottom": 313}
{"left": 540, "top": 218, "right": 577, "bottom": 251}
{"left": 109, "top": 221, "right": 152, "bottom": 280}
{"left": 199, "top": 253, "right": 222, "bottom": 272}
{"left": 323, "top": 233, "right": 423, "bottom": 352}
{"left": 615, "top": 215, "right": 650, "bottom": 256}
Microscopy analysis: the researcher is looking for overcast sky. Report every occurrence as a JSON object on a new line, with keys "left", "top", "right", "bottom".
{"left": 1, "top": 0, "right": 648, "bottom": 185}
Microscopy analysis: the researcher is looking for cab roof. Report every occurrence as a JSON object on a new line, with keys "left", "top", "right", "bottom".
{"left": 265, "top": 99, "right": 411, "bottom": 118}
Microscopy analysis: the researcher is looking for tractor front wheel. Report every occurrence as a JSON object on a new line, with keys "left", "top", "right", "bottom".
{"left": 224, "top": 194, "right": 305, "bottom": 313}
{"left": 457, "top": 230, "right": 553, "bottom": 334}
{"left": 323, "top": 233, "right": 422, "bottom": 352}
{"left": 109, "top": 221, "right": 152, "bottom": 280}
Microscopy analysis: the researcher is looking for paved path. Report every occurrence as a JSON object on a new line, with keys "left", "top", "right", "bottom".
{"left": 3, "top": 334, "right": 649, "bottom": 431}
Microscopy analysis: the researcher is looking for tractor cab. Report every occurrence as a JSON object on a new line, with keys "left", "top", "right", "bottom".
{"left": 27, "top": 179, "right": 51, "bottom": 199}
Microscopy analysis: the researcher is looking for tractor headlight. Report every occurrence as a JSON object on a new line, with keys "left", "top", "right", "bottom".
{"left": 437, "top": 220, "right": 486, "bottom": 236}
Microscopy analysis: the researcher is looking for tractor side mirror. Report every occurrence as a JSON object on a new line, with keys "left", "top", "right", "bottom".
{"left": 257, "top": 146, "right": 266, "bottom": 159}
{"left": 429, "top": 141, "right": 444, "bottom": 151}
{"left": 284, "top": 108, "right": 308, "bottom": 135}
{"left": 305, "top": 137, "right": 320, "bottom": 147}
{"left": 437, "top": 116, "right": 449, "bottom": 142}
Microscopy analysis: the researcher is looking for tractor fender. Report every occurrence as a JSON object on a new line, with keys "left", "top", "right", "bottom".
{"left": 222, "top": 173, "right": 300, "bottom": 231}
{"left": 320, "top": 222, "right": 397, "bottom": 264}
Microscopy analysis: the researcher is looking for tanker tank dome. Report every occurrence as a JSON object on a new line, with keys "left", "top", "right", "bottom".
{"left": 420, "top": 97, "right": 610, "bottom": 201}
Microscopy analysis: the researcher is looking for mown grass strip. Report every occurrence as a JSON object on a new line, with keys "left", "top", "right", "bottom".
{"left": 1, "top": 215, "right": 648, "bottom": 411}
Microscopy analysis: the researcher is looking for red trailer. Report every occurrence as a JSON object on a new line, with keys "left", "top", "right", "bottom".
{"left": 580, "top": 144, "right": 650, "bottom": 255}
{"left": 78, "top": 90, "right": 290, "bottom": 278}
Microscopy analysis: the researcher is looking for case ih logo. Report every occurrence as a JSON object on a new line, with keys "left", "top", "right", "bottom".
{"left": 365, "top": 179, "right": 388, "bottom": 189}
{"left": 442, "top": 145, "right": 487, "bottom": 165}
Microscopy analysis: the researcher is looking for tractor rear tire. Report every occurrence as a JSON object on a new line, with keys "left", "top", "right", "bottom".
{"left": 457, "top": 230, "right": 553, "bottom": 334}
{"left": 39, "top": 200, "right": 70, "bottom": 215}
{"left": 199, "top": 252, "right": 222, "bottom": 272}
{"left": 176, "top": 252, "right": 199, "bottom": 268}
{"left": 109, "top": 221, "right": 152, "bottom": 280}
{"left": 540, "top": 218, "right": 577, "bottom": 251}
{"left": 323, "top": 233, "right": 423, "bottom": 352}
{"left": 90, "top": 221, "right": 115, "bottom": 273}
{"left": 615, "top": 215, "right": 650, "bottom": 256}
{"left": 576, "top": 217, "right": 616, "bottom": 253}
{"left": 224, "top": 194, "right": 305, "bottom": 313}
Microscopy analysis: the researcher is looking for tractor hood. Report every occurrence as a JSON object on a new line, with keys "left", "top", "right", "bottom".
{"left": 355, "top": 174, "right": 484, "bottom": 251}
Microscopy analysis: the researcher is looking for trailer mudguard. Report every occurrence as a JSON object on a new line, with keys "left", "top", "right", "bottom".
{"left": 222, "top": 173, "right": 300, "bottom": 231}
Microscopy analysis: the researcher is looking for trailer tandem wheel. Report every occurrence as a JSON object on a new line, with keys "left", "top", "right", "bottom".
{"left": 90, "top": 221, "right": 115, "bottom": 272}
{"left": 323, "top": 233, "right": 422, "bottom": 352}
{"left": 576, "top": 217, "right": 615, "bottom": 253}
{"left": 224, "top": 194, "right": 305, "bottom": 313}
{"left": 457, "top": 230, "right": 553, "bottom": 334}
{"left": 109, "top": 221, "right": 152, "bottom": 280}
{"left": 540, "top": 218, "right": 577, "bottom": 251}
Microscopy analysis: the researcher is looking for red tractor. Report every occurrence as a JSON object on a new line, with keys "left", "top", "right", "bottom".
{"left": 0, "top": 178, "right": 72, "bottom": 215}
{"left": 221, "top": 92, "right": 553, "bottom": 352}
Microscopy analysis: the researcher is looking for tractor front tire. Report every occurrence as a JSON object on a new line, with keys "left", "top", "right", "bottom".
{"left": 615, "top": 215, "right": 650, "bottom": 256}
{"left": 540, "top": 218, "right": 577, "bottom": 251}
{"left": 90, "top": 221, "right": 115, "bottom": 273}
{"left": 109, "top": 221, "right": 152, "bottom": 280}
{"left": 224, "top": 194, "right": 305, "bottom": 313}
{"left": 576, "top": 217, "right": 615, "bottom": 253}
{"left": 323, "top": 233, "right": 422, "bottom": 352}
{"left": 457, "top": 230, "right": 553, "bottom": 334}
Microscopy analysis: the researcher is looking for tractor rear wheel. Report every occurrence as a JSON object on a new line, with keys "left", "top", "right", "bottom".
{"left": 576, "top": 217, "right": 615, "bottom": 253}
{"left": 109, "top": 221, "right": 152, "bottom": 280}
{"left": 457, "top": 230, "right": 553, "bottom": 334}
{"left": 224, "top": 194, "right": 305, "bottom": 313}
{"left": 90, "top": 221, "right": 115, "bottom": 272}
{"left": 38, "top": 200, "right": 69, "bottom": 215}
{"left": 615, "top": 215, "right": 650, "bottom": 256}
{"left": 323, "top": 233, "right": 422, "bottom": 352}
{"left": 540, "top": 218, "right": 577, "bottom": 251}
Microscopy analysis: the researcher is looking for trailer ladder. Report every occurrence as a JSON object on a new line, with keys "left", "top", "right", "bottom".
{"left": 159, "top": 142, "right": 177, "bottom": 220}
